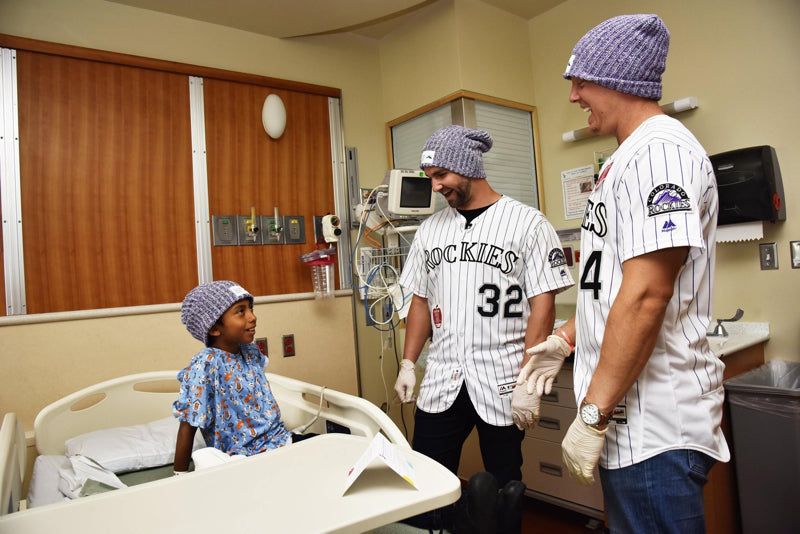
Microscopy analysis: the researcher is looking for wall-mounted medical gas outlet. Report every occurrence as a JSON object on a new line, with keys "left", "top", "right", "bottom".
{"left": 212, "top": 215, "right": 239, "bottom": 246}
{"left": 260, "top": 216, "right": 285, "bottom": 244}
{"left": 759, "top": 242, "right": 778, "bottom": 270}
{"left": 236, "top": 215, "right": 261, "bottom": 245}
{"left": 283, "top": 216, "right": 306, "bottom": 244}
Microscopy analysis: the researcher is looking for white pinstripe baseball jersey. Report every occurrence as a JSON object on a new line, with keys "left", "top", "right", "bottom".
{"left": 400, "top": 195, "right": 574, "bottom": 426}
{"left": 574, "top": 115, "right": 730, "bottom": 469}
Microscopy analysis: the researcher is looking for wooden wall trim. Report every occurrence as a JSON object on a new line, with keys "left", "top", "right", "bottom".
{"left": 0, "top": 33, "right": 341, "bottom": 98}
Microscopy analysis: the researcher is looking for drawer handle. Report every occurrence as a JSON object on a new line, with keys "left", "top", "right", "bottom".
{"left": 540, "top": 462, "right": 563, "bottom": 478}
{"left": 538, "top": 416, "right": 560, "bottom": 431}
{"left": 542, "top": 391, "right": 559, "bottom": 403}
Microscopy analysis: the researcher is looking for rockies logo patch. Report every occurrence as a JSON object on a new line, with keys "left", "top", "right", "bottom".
{"left": 647, "top": 184, "right": 692, "bottom": 217}
{"left": 548, "top": 248, "right": 567, "bottom": 268}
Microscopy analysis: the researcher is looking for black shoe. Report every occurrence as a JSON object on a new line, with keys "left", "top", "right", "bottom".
{"left": 454, "top": 472, "right": 499, "bottom": 534}
{"left": 497, "top": 480, "right": 526, "bottom": 534}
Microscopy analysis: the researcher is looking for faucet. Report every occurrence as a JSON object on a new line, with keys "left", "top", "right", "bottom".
{"left": 710, "top": 308, "right": 744, "bottom": 337}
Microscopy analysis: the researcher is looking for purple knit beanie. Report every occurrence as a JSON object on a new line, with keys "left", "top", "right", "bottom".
{"left": 181, "top": 280, "right": 253, "bottom": 345}
{"left": 420, "top": 125, "right": 493, "bottom": 179}
{"left": 563, "top": 14, "right": 670, "bottom": 100}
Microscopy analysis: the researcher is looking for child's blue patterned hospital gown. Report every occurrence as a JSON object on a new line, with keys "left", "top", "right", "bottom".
{"left": 173, "top": 343, "right": 291, "bottom": 456}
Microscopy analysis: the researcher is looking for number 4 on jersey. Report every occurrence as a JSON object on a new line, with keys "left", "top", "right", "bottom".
{"left": 580, "top": 250, "right": 602, "bottom": 300}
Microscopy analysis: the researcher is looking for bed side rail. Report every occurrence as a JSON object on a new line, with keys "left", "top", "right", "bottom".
{"left": 33, "top": 371, "right": 180, "bottom": 455}
{"left": 0, "top": 413, "right": 26, "bottom": 515}
{"left": 266, "top": 373, "right": 410, "bottom": 449}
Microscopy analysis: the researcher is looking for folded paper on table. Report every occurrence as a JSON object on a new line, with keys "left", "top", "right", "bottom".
{"left": 343, "top": 433, "right": 417, "bottom": 495}
{"left": 717, "top": 221, "right": 763, "bottom": 243}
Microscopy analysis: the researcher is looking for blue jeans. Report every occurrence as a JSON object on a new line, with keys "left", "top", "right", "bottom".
{"left": 600, "top": 449, "right": 717, "bottom": 534}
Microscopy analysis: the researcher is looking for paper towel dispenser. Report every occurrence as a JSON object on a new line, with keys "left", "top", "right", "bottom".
{"left": 710, "top": 145, "right": 785, "bottom": 226}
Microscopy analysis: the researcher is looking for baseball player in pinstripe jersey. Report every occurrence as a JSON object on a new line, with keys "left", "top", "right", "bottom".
{"left": 394, "top": 125, "right": 574, "bottom": 531}
{"left": 517, "top": 15, "right": 729, "bottom": 534}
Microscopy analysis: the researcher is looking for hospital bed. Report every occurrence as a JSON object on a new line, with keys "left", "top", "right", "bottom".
{"left": 0, "top": 370, "right": 413, "bottom": 514}
{"left": 0, "top": 413, "right": 26, "bottom": 516}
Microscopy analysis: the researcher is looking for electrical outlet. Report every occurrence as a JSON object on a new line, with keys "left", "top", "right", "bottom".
{"left": 759, "top": 242, "right": 778, "bottom": 270}
{"left": 255, "top": 337, "right": 268, "bottom": 356}
{"left": 282, "top": 334, "right": 295, "bottom": 357}
{"left": 791, "top": 241, "right": 800, "bottom": 269}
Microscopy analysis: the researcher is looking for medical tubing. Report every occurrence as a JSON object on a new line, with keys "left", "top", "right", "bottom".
{"left": 297, "top": 386, "right": 327, "bottom": 434}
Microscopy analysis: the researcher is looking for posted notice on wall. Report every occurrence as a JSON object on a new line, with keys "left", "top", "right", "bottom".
{"left": 561, "top": 164, "right": 595, "bottom": 220}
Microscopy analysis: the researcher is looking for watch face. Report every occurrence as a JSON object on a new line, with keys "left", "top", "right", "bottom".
{"left": 581, "top": 403, "right": 600, "bottom": 426}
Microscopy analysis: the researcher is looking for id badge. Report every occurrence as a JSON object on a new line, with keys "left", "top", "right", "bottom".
{"left": 448, "top": 367, "right": 462, "bottom": 390}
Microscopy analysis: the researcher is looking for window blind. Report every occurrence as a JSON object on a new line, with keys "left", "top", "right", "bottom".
{"left": 475, "top": 100, "right": 538, "bottom": 208}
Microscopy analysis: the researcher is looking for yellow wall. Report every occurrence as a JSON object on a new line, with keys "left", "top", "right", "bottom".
{"left": 1, "top": 297, "right": 359, "bottom": 432}
{"left": 529, "top": 0, "right": 800, "bottom": 364}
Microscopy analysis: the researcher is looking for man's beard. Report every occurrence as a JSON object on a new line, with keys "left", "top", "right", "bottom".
{"left": 445, "top": 179, "right": 472, "bottom": 208}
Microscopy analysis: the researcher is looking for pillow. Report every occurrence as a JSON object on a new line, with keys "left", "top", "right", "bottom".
{"left": 64, "top": 417, "right": 205, "bottom": 474}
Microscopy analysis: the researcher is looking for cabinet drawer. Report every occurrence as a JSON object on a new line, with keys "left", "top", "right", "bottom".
{"left": 551, "top": 366, "right": 574, "bottom": 389}
{"left": 521, "top": 437, "right": 604, "bottom": 512}
{"left": 541, "top": 385, "right": 576, "bottom": 409}
{"left": 525, "top": 403, "right": 574, "bottom": 443}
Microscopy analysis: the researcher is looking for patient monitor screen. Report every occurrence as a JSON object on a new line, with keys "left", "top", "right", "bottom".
{"left": 400, "top": 176, "right": 433, "bottom": 208}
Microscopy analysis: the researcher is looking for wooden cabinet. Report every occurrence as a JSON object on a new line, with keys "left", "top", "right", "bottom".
{"left": 704, "top": 343, "right": 765, "bottom": 534}
{"left": 520, "top": 363, "right": 605, "bottom": 519}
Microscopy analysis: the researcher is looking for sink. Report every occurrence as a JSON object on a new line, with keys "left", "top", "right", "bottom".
{"left": 708, "top": 337, "right": 728, "bottom": 354}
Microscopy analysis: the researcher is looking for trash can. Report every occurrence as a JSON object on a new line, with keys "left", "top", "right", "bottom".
{"left": 723, "top": 359, "right": 800, "bottom": 534}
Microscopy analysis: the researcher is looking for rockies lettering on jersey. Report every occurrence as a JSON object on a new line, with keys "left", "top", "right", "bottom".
{"left": 581, "top": 198, "right": 607, "bottom": 238}
{"left": 424, "top": 242, "right": 519, "bottom": 274}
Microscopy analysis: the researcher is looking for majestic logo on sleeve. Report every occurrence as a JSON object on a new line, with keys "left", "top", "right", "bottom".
{"left": 647, "top": 184, "right": 691, "bottom": 217}
{"left": 548, "top": 248, "right": 567, "bottom": 268}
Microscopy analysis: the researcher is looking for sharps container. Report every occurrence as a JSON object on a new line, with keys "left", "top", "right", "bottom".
{"left": 723, "top": 359, "right": 800, "bottom": 534}
{"left": 300, "top": 248, "right": 336, "bottom": 299}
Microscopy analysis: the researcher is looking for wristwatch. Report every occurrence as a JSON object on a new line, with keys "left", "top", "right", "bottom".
{"left": 579, "top": 399, "right": 611, "bottom": 429}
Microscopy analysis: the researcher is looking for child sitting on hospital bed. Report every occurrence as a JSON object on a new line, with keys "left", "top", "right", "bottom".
{"left": 172, "top": 280, "right": 312, "bottom": 474}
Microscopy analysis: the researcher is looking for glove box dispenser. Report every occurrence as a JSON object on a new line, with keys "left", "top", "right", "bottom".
{"left": 710, "top": 145, "right": 786, "bottom": 226}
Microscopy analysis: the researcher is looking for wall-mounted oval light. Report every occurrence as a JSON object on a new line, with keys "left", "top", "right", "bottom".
{"left": 261, "top": 94, "right": 286, "bottom": 139}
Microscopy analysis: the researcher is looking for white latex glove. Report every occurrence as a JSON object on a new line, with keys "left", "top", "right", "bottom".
{"left": 561, "top": 413, "right": 607, "bottom": 485}
{"left": 394, "top": 359, "right": 417, "bottom": 403}
{"left": 517, "top": 335, "right": 571, "bottom": 395}
{"left": 511, "top": 385, "right": 540, "bottom": 430}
